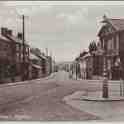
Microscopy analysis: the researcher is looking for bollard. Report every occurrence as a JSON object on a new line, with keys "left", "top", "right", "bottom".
{"left": 123, "top": 80, "right": 124, "bottom": 96}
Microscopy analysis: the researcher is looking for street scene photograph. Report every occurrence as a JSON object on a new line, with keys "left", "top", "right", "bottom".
{"left": 0, "top": 1, "right": 124, "bottom": 121}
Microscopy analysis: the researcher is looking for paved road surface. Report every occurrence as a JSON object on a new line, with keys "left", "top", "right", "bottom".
{"left": 0, "top": 71, "right": 101, "bottom": 121}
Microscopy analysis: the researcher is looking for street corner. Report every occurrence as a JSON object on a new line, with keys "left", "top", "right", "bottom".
{"left": 63, "top": 90, "right": 86, "bottom": 102}
{"left": 63, "top": 90, "right": 124, "bottom": 121}
{"left": 81, "top": 91, "right": 124, "bottom": 102}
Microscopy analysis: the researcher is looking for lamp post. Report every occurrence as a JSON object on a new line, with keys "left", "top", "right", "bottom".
{"left": 117, "top": 57, "right": 124, "bottom": 97}
{"left": 102, "top": 51, "right": 109, "bottom": 98}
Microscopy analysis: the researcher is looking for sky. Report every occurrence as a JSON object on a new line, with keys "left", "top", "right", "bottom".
{"left": 1, "top": 1, "right": 124, "bottom": 62}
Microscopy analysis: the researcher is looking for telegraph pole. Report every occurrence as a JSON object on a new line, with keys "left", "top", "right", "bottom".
{"left": 46, "top": 48, "right": 48, "bottom": 56}
{"left": 22, "top": 15, "right": 25, "bottom": 64}
{"left": 18, "top": 14, "right": 29, "bottom": 81}
{"left": 50, "top": 51, "right": 52, "bottom": 73}
{"left": 102, "top": 52, "right": 109, "bottom": 98}
{"left": 22, "top": 15, "right": 26, "bottom": 81}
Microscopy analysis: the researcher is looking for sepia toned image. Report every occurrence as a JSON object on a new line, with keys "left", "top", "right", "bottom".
{"left": 0, "top": 1, "right": 124, "bottom": 121}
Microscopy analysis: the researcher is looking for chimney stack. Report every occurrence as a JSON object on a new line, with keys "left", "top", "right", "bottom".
{"left": 1, "top": 27, "right": 13, "bottom": 36}
{"left": 1, "top": 27, "right": 8, "bottom": 36}
{"left": 7, "top": 29, "right": 13, "bottom": 36}
{"left": 17, "top": 32, "right": 23, "bottom": 40}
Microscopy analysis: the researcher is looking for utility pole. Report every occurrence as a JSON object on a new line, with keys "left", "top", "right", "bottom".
{"left": 18, "top": 14, "right": 29, "bottom": 81}
{"left": 22, "top": 15, "right": 26, "bottom": 81}
{"left": 46, "top": 48, "right": 48, "bottom": 56}
{"left": 50, "top": 51, "right": 53, "bottom": 73}
{"left": 22, "top": 15, "right": 25, "bottom": 64}
{"left": 102, "top": 52, "right": 109, "bottom": 98}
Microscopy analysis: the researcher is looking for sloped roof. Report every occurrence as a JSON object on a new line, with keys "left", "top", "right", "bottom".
{"left": 80, "top": 53, "right": 91, "bottom": 60}
{"left": 109, "top": 19, "right": 124, "bottom": 31}
{"left": 30, "top": 53, "right": 39, "bottom": 60}
{"left": 93, "top": 49, "right": 104, "bottom": 55}
{"left": 30, "top": 52, "right": 48, "bottom": 61}
{"left": 0, "top": 33, "right": 11, "bottom": 42}
{"left": 10, "top": 36, "right": 22, "bottom": 43}
{"left": 39, "top": 54, "right": 47, "bottom": 60}
{"left": 7, "top": 35, "right": 29, "bottom": 46}
{"left": 98, "top": 18, "right": 124, "bottom": 36}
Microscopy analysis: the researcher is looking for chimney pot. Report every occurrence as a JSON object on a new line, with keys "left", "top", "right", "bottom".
{"left": 7, "top": 29, "right": 13, "bottom": 36}
{"left": 17, "top": 32, "right": 23, "bottom": 40}
{"left": 1, "top": 27, "right": 8, "bottom": 36}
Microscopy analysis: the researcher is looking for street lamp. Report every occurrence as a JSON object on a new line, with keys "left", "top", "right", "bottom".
{"left": 102, "top": 51, "right": 109, "bottom": 98}
{"left": 116, "top": 57, "right": 124, "bottom": 97}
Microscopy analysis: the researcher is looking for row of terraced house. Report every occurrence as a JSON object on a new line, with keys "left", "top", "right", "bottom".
{"left": 0, "top": 27, "right": 55, "bottom": 83}
{"left": 71, "top": 15, "right": 124, "bottom": 80}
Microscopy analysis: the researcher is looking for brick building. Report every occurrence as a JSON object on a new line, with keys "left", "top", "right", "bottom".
{"left": 0, "top": 33, "right": 13, "bottom": 82}
{"left": 0, "top": 27, "right": 30, "bottom": 82}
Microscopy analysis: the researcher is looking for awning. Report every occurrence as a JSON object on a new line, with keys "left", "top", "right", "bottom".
{"left": 32, "top": 64, "right": 42, "bottom": 69}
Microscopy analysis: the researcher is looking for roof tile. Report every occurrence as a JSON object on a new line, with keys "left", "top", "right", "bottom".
{"left": 109, "top": 18, "right": 124, "bottom": 31}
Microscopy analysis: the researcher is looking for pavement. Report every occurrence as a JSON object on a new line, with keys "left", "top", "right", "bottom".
{"left": 64, "top": 88, "right": 124, "bottom": 121}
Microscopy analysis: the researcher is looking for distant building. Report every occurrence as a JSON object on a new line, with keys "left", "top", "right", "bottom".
{"left": 45, "top": 56, "right": 52, "bottom": 76}
{"left": 70, "top": 61, "right": 80, "bottom": 80}
{"left": 79, "top": 53, "right": 93, "bottom": 79}
{"left": 75, "top": 47, "right": 104, "bottom": 80}
{"left": 90, "top": 50, "right": 104, "bottom": 79}
{"left": 29, "top": 52, "right": 43, "bottom": 79}
{"left": 0, "top": 32, "right": 13, "bottom": 83}
{"left": 29, "top": 48, "right": 53, "bottom": 79}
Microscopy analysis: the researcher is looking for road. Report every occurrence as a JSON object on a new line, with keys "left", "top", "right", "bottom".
{"left": 0, "top": 71, "right": 102, "bottom": 121}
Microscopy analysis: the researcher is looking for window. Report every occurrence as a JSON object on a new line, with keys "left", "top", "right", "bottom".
{"left": 107, "top": 37, "right": 114, "bottom": 50}
{"left": 21, "top": 45, "right": 23, "bottom": 52}
{"left": 16, "top": 53, "right": 20, "bottom": 60}
{"left": 108, "top": 27, "right": 114, "bottom": 33}
{"left": 6, "top": 44, "right": 9, "bottom": 48}
{"left": 103, "top": 39, "right": 107, "bottom": 50}
{"left": 107, "top": 59, "right": 111, "bottom": 70}
{"left": 116, "top": 35, "right": 119, "bottom": 50}
{"left": 16, "top": 44, "right": 20, "bottom": 51}
{"left": 3, "top": 44, "right": 9, "bottom": 51}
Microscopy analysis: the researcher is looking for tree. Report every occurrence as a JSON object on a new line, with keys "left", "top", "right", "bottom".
{"left": 75, "top": 57, "right": 80, "bottom": 61}
{"left": 79, "top": 51, "right": 88, "bottom": 57}
{"left": 88, "top": 41, "right": 97, "bottom": 75}
{"left": 88, "top": 41, "right": 97, "bottom": 54}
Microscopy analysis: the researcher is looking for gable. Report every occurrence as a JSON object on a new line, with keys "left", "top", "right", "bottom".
{"left": 98, "top": 23, "right": 116, "bottom": 37}
{"left": 98, "top": 18, "right": 124, "bottom": 37}
{"left": 109, "top": 19, "right": 124, "bottom": 31}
